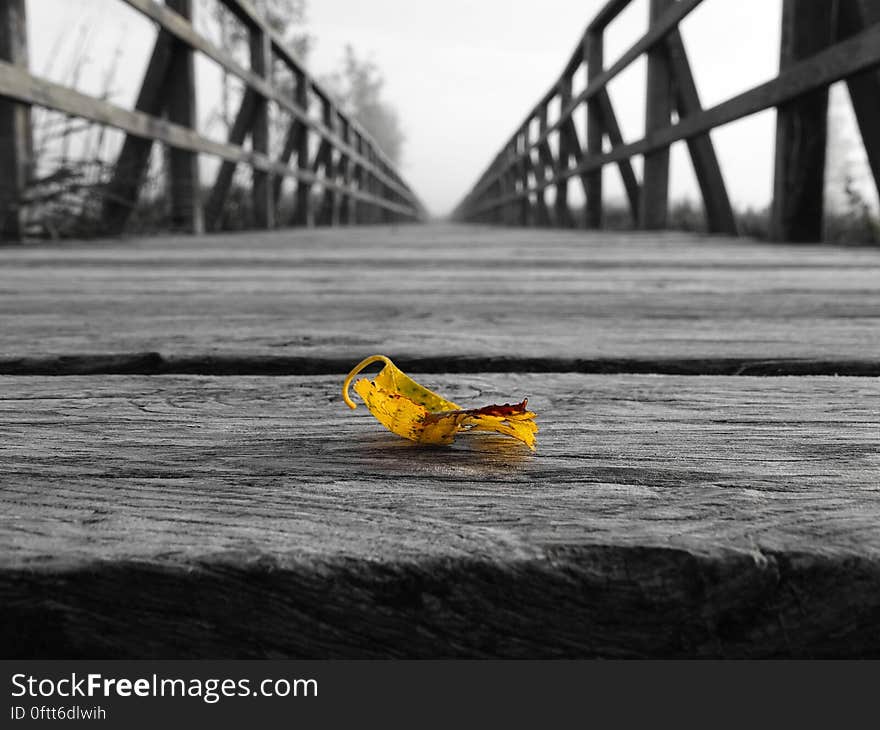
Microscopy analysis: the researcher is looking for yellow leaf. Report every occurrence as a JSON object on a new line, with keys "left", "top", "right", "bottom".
{"left": 343, "top": 355, "right": 538, "bottom": 450}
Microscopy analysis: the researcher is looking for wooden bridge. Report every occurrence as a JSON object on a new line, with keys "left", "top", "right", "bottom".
{"left": 2, "top": 0, "right": 880, "bottom": 659}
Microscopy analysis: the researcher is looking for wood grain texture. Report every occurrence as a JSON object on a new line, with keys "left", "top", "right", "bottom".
{"left": 1, "top": 373, "right": 879, "bottom": 657}
{"left": 1, "top": 224, "right": 879, "bottom": 365}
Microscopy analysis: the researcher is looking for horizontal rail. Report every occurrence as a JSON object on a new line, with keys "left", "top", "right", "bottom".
{"left": 0, "top": 60, "right": 417, "bottom": 219}
{"left": 464, "top": 19, "right": 880, "bottom": 217}
{"left": 227, "top": 0, "right": 401, "bottom": 174}
{"left": 120, "top": 0, "right": 417, "bottom": 207}
{"left": 0, "top": 0, "right": 424, "bottom": 239}
{"left": 463, "top": 0, "right": 702, "bottom": 207}
{"left": 454, "top": 0, "right": 880, "bottom": 243}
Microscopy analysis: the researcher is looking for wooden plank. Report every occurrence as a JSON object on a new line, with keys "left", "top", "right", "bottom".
{"left": 1, "top": 224, "right": 879, "bottom": 364}
{"left": 640, "top": 0, "right": 673, "bottom": 230}
{"left": 838, "top": 0, "right": 880, "bottom": 204}
{"left": 585, "top": 32, "right": 604, "bottom": 228}
{"left": 664, "top": 29, "right": 736, "bottom": 235}
{"left": 770, "top": 0, "right": 835, "bottom": 243}
{"left": 1, "top": 372, "right": 878, "bottom": 658}
{"left": 103, "top": 31, "right": 175, "bottom": 234}
{"left": 465, "top": 21, "right": 880, "bottom": 218}
{"left": 249, "top": 25, "right": 274, "bottom": 229}
{"left": 0, "top": 0, "right": 30, "bottom": 242}
{"left": 165, "top": 0, "right": 203, "bottom": 234}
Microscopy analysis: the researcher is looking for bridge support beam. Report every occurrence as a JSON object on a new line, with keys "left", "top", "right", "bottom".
{"left": 838, "top": 0, "right": 880, "bottom": 207}
{"left": 665, "top": 29, "right": 737, "bottom": 235}
{"left": 249, "top": 24, "right": 274, "bottom": 230}
{"left": 585, "top": 32, "right": 604, "bottom": 229}
{"left": 165, "top": 0, "right": 203, "bottom": 234}
{"left": 292, "top": 70, "right": 314, "bottom": 228}
{"left": 771, "top": 0, "right": 835, "bottom": 242}
{"left": 0, "top": 0, "right": 31, "bottom": 242}
{"left": 640, "top": 0, "right": 673, "bottom": 230}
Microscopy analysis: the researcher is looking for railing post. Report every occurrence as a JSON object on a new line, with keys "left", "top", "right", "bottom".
{"left": 340, "top": 117, "right": 354, "bottom": 224}
{"left": 502, "top": 143, "right": 516, "bottom": 225}
{"left": 838, "top": 0, "right": 880, "bottom": 205}
{"left": 293, "top": 71, "right": 313, "bottom": 227}
{"left": 536, "top": 105, "right": 552, "bottom": 226}
{"left": 518, "top": 127, "right": 530, "bottom": 226}
{"left": 640, "top": 0, "right": 673, "bottom": 230}
{"left": 665, "top": 29, "right": 737, "bottom": 235}
{"left": 104, "top": 29, "right": 176, "bottom": 234}
{"left": 0, "top": 0, "right": 30, "bottom": 242}
{"left": 164, "top": 0, "right": 203, "bottom": 234}
{"left": 770, "top": 0, "right": 835, "bottom": 242}
{"left": 249, "top": 22, "right": 274, "bottom": 229}
{"left": 555, "top": 77, "right": 575, "bottom": 228}
{"left": 585, "top": 31, "right": 604, "bottom": 229}
{"left": 353, "top": 132, "right": 363, "bottom": 224}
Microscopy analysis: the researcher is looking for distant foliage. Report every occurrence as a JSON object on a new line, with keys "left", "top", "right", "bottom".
{"left": 253, "top": 0, "right": 312, "bottom": 57}
{"left": 320, "top": 45, "right": 406, "bottom": 167}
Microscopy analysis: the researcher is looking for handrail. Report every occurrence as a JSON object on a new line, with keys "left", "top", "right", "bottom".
{"left": 452, "top": 0, "right": 880, "bottom": 243}
{"left": 120, "top": 0, "right": 416, "bottom": 206}
{"left": 0, "top": 0, "right": 424, "bottom": 239}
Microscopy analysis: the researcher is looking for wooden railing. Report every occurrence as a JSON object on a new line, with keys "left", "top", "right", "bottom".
{"left": 0, "top": 0, "right": 425, "bottom": 241}
{"left": 452, "top": 0, "right": 880, "bottom": 242}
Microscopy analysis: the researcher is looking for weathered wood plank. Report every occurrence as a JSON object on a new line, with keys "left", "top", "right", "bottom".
{"left": 1, "top": 373, "right": 878, "bottom": 658}
{"left": 0, "top": 225, "right": 879, "bottom": 364}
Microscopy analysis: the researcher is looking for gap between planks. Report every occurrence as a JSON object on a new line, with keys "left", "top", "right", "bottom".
{"left": 1, "top": 353, "right": 880, "bottom": 377}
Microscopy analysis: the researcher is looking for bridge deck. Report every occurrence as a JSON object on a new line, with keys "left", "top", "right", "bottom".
{"left": 2, "top": 224, "right": 880, "bottom": 658}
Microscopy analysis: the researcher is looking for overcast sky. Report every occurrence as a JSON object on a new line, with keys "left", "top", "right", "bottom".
{"left": 26, "top": 0, "right": 876, "bottom": 217}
